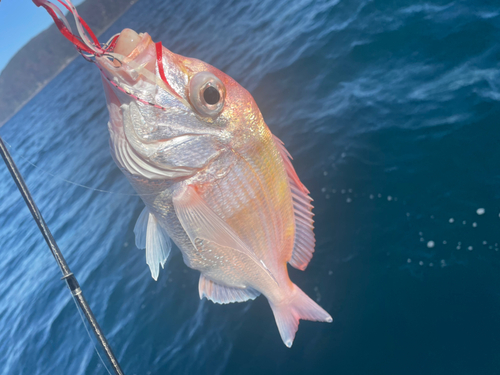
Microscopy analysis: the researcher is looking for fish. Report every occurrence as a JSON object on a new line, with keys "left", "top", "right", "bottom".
{"left": 34, "top": 0, "right": 332, "bottom": 347}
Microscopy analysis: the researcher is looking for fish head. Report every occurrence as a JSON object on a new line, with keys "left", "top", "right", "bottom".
{"left": 94, "top": 28, "right": 265, "bottom": 183}
{"left": 33, "top": 0, "right": 266, "bottom": 183}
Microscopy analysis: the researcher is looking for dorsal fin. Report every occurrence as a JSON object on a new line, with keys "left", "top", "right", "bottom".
{"left": 273, "top": 135, "right": 316, "bottom": 270}
{"left": 134, "top": 206, "right": 172, "bottom": 280}
{"left": 199, "top": 274, "right": 260, "bottom": 304}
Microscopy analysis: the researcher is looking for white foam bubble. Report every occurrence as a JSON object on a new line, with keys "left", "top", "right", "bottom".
{"left": 449, "top": 218, "right": 455, "bottom": 223}
{"left": 456, "top": 246, "right": 461, "bottom": 250}
{"left": 406, "top": 212, "right": 410, "bottom": 217}
{"left": 483, "top": 241, "right": 487, "bottom": 245}
{"left": 323, "top": 171, "right": 328, "bottom": 176}
{"left": 419, "top": 261, "right": 424, "bottom": 266}
{"left": 369, "top": 194, "right": 374, "bottom": 199}
{"left": 378, "top": 194, "right": 382, "bottom": 198}
{"left": 341, "top": 189, "right": 346, "bottom": 194}
{"left": 321, "top": 187, "right": 326, "bottom": 193}
{"left": 462, "top": 220, "right": 467, "bottom": 225}
{"left": 472, "top": 222, "right": 477, "bottom": 227}
{"left": 443, "top": 240, "right": 447, "bottom": 245}
{"left": 419, "top": 232, "right": 423, "bottom": 236}
{"left": 468, "top": 246, "right": 473, "bottom": 251}
{"left": 407, "top": 258, "right": 412, "bottom": 263}
{"left": 477, "top": 208, "right": 485, "bottom": 215}
{"left": 346, "top": 197, "right": 352, "bottom": 203}
{"left": 387, "top": 196, "right": 393, "bottom": 201}
{"left": 328, "top": 270, "right": 333, "bottom": 275}
{"left": 427, "top": 241, "right": 435, "bottom": 248}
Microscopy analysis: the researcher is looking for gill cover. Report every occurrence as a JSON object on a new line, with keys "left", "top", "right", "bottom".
{"left": 112, "top": 102, "right": 226, "bottom": 180}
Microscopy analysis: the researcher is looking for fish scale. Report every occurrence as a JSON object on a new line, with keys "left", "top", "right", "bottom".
{"left": 241, "top": 137, "right": 293, "bottom": 253}
{"left": 198, "top": 150, "right": 288, "bottom": 275}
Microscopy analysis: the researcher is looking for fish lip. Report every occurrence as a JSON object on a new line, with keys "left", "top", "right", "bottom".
{"left": 95, "top": 32, "right": 151, "bottom": 77}
{"left": 96, "top": 32, "right": 191, "bottom": 115}
{"left": 111, "top": 32, "right": 150, "bottom": 65}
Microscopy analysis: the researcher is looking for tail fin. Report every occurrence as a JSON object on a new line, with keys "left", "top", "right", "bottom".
{"left": 270, "top": 284, "right": 332, "bottom": 347}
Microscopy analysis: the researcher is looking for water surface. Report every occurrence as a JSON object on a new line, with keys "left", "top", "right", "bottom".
{"left": 1, "top": 0, "right": 499, "bottom": 374}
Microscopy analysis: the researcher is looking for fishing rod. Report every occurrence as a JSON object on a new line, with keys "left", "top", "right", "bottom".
{"left": 0, "top": 136, "right": 124, "bottom": 375}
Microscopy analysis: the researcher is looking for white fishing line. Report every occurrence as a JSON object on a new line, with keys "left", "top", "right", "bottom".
{"left": 70, "top": 293, "right": 114, "bottom": 375}
{"left": 2, "top": 138, "right": 143, "bottom": 196}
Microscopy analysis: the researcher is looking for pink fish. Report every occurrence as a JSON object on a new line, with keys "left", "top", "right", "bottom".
{"left": 34, "top": 0, "right": 332, "bottom": 347}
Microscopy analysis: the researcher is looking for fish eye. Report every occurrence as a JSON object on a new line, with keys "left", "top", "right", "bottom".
{"left": 203, "top": 86, "right": 220, "bottom": 105}
{"left": 188, "top": 72, "right": 225, "bottom": 117}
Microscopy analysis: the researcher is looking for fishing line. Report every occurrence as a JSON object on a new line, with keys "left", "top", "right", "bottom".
{"left": 71, "top": 293, "right": 114, "bottom": 375}
{"left": 1, "top": 138, "right": 144, "bottom": 196}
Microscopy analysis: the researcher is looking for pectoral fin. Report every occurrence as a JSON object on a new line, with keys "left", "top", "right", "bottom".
{"left": 199, "top": 274, "right": 260, "bottom": 304}
{"left": 134, "top": 206, "right": 149, "bottom": 249}
{"left": 134, "top": 207, "right": 172, "bottom": 280}
{"left": 173, "top": 185, "right": 278, "bottom": 285}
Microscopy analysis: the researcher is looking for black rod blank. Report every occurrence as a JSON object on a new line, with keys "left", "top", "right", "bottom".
{"left": 0, "top": 136, "right": 124, "bottom": 375}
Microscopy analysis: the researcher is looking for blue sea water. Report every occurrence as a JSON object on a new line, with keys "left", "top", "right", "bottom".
{"left": 1, "top": 0, "right": 500, "bottom": 373}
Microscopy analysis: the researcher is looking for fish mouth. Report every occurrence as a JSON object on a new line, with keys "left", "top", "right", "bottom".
{"left": 96, "top": 30, "right": 190, "bottom": 114}
{"left": 33, "top": 0, "right": 187, "bottom": 109}
{"left": 113, "top": 29, "right": 142, "bottom": 58}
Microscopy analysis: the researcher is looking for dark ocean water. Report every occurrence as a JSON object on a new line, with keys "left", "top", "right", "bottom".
{"left": 1, "top": 0, "right": 500, "bottom": 374}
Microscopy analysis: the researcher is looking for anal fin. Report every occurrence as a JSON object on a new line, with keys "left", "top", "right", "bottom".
{"left": 199, "top": 274, "right": 260, "bottom": 304}
{"left": 134, "top": 206, "right": 172, "bottom": 280}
